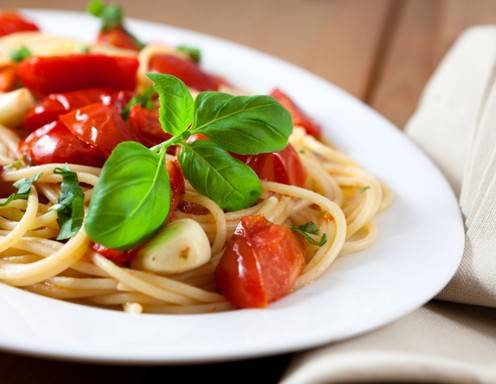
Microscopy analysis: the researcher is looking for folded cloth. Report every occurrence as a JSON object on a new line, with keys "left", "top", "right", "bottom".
{"left": 281, "top": 26, "right": 496, "bottom": 383}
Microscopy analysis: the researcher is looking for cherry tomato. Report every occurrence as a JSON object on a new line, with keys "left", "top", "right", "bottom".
{"left": 270, "top": 88, "right": 321, "bottom": 139}
{"left": 16, "top": 54, "right": 138, "bottom": 96}
{"left": 92, "top": 243, "right": 138, "bottom": 264}
{"left": 59, "top": 103, "right": 136, "bottom": 157}
{"left": 0, "top": 65, "right": 17, "bottom": 92}
{"left": 23, "top": 88, "right": 133, "bottom": 132}
{"left": 0, "top": 12, "right": 39, "bottom": 37}
{"left": 128, "top": 104, "right": 171, "bottom": 147}
{"left": 149, "top": 53, "right": 223, "bottom": 91}
{"left": 19, "top": 120, "right": 105, "bottom": 167}
{"left": 97, "top": 26, "right": 141, "bottom": 51}
{"left": 216, "top": 215, "right": 305, "bottom": 308}
{"left": 167, "top": 160, "right": 185, "bottom": 216}
{"left": 235, "top": 144, "right": 306, "bottom": 187}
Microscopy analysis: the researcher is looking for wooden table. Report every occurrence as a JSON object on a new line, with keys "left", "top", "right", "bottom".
{"left": 2, "top": 0, "right": 496, "bottom": 382}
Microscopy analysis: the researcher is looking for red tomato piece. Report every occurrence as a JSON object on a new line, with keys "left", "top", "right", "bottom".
{"left": 149, "top": 53, "right": 223, "bottom": 91}
{"left": 23, "top": 88, "right": 133, "bottom": 132}
{"left": 59, "top": 103, "right": 136, "bottom": 157}
{"left": 167, "top": 160, "right": 185, "bottom": 216}
{"left": 97, "top": 26, "right": 141, "bottom": 51}
{"left": 128, "top": 104, "right": 171, "bottom": 147}
{"left": 19, "top": 120, "right": 105, "bottom": 167}
{"left": 92, "top": 243, "right": 138, "bottom": 264}
{"left": 0, "top": 65, "right": 17, "bottom": 92}
{"left": 0, "top": 12, "right": 39, "bottom": 37}
{"left": 16, "top": 54, "right": 138, "bottom": 96}
{"left": 235, "top": 144, "right": 306, "bottom": 187}
{"left": 270, "top": 88, "right": 321, "bottom": 139}
{"left": 216, "top": 215, "right": 305, "bottom": 308}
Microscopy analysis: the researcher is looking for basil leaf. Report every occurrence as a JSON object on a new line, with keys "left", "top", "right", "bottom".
{"left": 192, "top": 92, "right": 292, "bottom": 155}
{"left": 147, "top": 73, "right": 194, "bottom": 135}
{"left": 85, "top": 142, "right": 170, "bottom": 249}
{"left": 178, "top": 140, "right": 261, "bottom": 211}
{"left": 121, "top": 86, "right": 155, "bottom": 119}
{"left": 51, "top": 166, "right": 85, "bottom": 240}
{"left": 292, "top": 221, "right": 327, "bottom": 247}
{"left": 87, "top": 0, "right": 123, "bottom": 30}
{"left": 0, "top": 173, "right": 41, "bottom": 207}
{"left": 177, "top": 45, "right": 201, "bottom": 63}
{"left": 9, "top": 46, "right": 31, "bottom": 63}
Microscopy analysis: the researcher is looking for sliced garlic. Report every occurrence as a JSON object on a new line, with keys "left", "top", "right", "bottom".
{"left": 131, "top": 218, "right": 211, "bottom": 274}
{"left": 0, "top": 88, "right": 34, "bottom": 127}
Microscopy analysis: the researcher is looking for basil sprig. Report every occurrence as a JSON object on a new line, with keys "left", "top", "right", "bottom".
{"left": 0, "top": 174, "right": 40, "bottom": 207}
{"left": 292, "top": 222, "right": 327, "bottom": 247}
{"left": 86, "top": 74, "right": 292, "bottom": 249}
{"left": 51, "top": 167, "right": 85, "bottom": 240}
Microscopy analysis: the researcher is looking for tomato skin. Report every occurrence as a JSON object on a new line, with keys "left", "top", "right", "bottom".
{"left": 149, "top": 53, "right": 223, "bottom": 91}
{"left": 59, "top": 103, "right": 136, "bottom": 157}
{"left": 270, "top": 88, "right": 321, "bottom": 139}
{"left": 0, "top": 65, "right": 17, "bottom": 92}
{"left": 236, "top": 144, "right": 306, "bottom": 187}
{"left": 23, "top": 88, "right": 133, "bottom": 132}
{"left": 0, "top": 12, "right": 39, "bottom": 37}
{"left": 92, "top": 243, "right": 138, "bottom": 264}
{"left": 216, "top": 215, "right": 305, "bottom": 308}
{"left": 97, "top": 27, "right": 141, "bottom": 51}
{"left": 167, "top": 160, "right": 185, "bottom": 216}
{"left": 19, "top": 120, "right": 105, "bottom": 167}
{"left": 16, "top": 54, "right": 138, "bottom": 96}
{"left": 128, "top": 104, "right": 171, "bottom": 147}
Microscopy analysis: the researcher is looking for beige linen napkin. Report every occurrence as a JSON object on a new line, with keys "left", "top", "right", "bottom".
{"left": 281, "top": 26, "right": 496, "bottom": 383}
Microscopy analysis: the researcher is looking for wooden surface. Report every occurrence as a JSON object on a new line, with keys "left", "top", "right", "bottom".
{"left": 2, "top": 0, "right": 496, "bottom": 382}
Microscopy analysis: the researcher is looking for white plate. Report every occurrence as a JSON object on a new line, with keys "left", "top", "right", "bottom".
{"left": 0, "top": 10, "right": 464, "bottom": 364}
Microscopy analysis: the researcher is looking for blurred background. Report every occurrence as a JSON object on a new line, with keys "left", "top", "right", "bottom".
{"left": 5, "top": 0, "right": 496, "bottom": 129}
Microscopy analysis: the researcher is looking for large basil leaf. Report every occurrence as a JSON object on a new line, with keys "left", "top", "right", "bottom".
{"left": 85, "top": 141, "right": 170, "bottom": 249}
{"left": 147, "top": 73, "right": 194, "bottom": 135}
{"left": 178, "top": 140, "right": 262, "bottom": 211}
{"left": 192, "top": 92, "right": 292, "bottom": 155}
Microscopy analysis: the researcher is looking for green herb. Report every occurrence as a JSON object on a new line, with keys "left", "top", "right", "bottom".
{"left": 4, "top": 158, "right": 25, "bottom": 171}
{"left": 86, "top": 74, "right": 292, "bottom": 249}
{"left": 9, "top": 46, "right": 31, "bottom": 63}
{"left": 0, "top": 174, "right": 41, "bottom": 207}
{"left": 50, "top": 167, "right": 85, "bottom": 240}
{"left": 147, "top": 73, "right": 194, "bottom": 135}
{"left": 292, "top": 222, "right": 327, "bottom": 247}
{"left": 86, "top": 142, "right": 170, "bottom": 249}
{"left": 121, "top": 86, "right": 155, "bottom": 119}
{"left": 360, "top": 186, "right": 371, "bottom": 193}
{"left": 179, "top": 140, "right": 262, "bottom": 211}
{"left": 87, "top": 0, "right": 123, "bottom": 30}
{"left": 177, "top": 45, "right": 201, "bottom": 63}
{"left": 76, "top": 45, "right": 91, "bottom": 53}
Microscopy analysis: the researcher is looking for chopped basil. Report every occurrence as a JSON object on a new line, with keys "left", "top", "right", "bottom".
{"left": 292, "top": 221, "right": 327, "bottom": 246}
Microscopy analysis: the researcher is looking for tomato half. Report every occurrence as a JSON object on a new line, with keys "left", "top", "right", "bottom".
{"left": 167, "top": 160, "right": 185, "bottom": 216}
{"left": 16, "top": 54, "right": 138, "bottom": 96}
{"left": 0, "top": 12, "right": 39, "bottom": 37}
{"left": 23, "top": 88, "right": 133, "bottom": 132}
{"left": 97, "top": 27, "right": 141, "bottom": 51}
{"left": 149, "top": 53, "right": 223, "bottom": 91}
{"left": 0, "top": 65, "right": 17, "bottom": 92}
{"left": 216, "top": 215, "right": 305, "bottom": 308}
{"left": 92, "top": 243, "right": 138, "bottom": 264}
{"left": 59, "top": 103, "right": 136, "bottom": 157}
{"left": 236, "top": 144, "right": 306, "bottom": 187}
{"left": 128, "top": 104, "right": 171, "bottom": 147}
{"left": 270, "top": 88, "right": 321, "bottom": 139}
{"left": 19, "top": 120, "right": 105, "bottom": 167}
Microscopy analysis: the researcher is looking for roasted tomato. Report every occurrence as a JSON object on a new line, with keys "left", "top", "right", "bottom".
{"left": 59, "top": 103, "right": 136, "bottom": 157}
{"left": 149, "top": 53, "right": 223, "bottom": 91}
{"left": 92, "top": 243, "right": 138, "bottom": 264}
{"left": 128, "top": 104, "right": 171, "bottom": 147}
{"left": 23, "top": 88, "right": 133, "bottom": 132}
{"left": 167, "top": 160, "right": 185, "bottom": 215}
{"left": 97, "top": 26, "right": 141, "bottom": 51}
{"left": 0, "top": 12, "right": 39, "bottom": 37}
{"left": 19, "top": 120, "right": 105, "bottom": 167}
{"left": 236, "top": 144, "right": 306, "bottom": 187}
{"left": 216, "top": 215, "right": 305, "bottom": 308}
{"left": 0, "top": 65, "right": 17, "bottom": 92}
{"left": 270, "top": 88, "right": 321, "bottom": 139}
{"left": 16, "top": 54, "right": 138, "bottom": 96}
